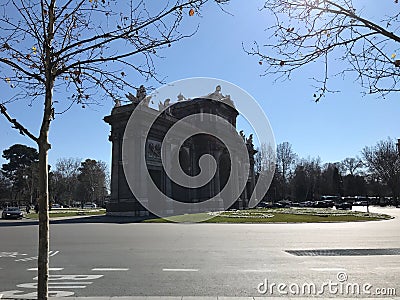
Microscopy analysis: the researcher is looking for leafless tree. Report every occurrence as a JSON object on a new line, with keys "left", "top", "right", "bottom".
{"left": 255, "top": 142, "right": 276, "bottom": 175}
{"left": 0, "top": 0, "right": 225, "bottom": 298}
{"left": 276, "top": 141, "right": 297, "bottom": 198}
{"left": 248, "top": 0, "right": 400, "bottom": 101}
{"left": 77, "top": 158, "right": 107, "bottom": 206}
{"left": 50, "top": 157, "right": 81, "bottom": 205}
{"left": 255, "top": 142, "right": 276, "bottom": 202}
{"left": 340, "top": 156, "right": 364, "bottom": 176}
{"left": 292, "top": 156, "right": 322, "bottom": 200}
{"left": 363, "top": 137, "right": 400, "bottom": 203}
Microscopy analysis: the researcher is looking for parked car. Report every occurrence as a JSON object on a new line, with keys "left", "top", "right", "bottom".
{"left": 256, "top": 201, "right": 270, "bottom": 208}
{"left": 277, "top": 200, "right": 291, "bottom": 208}
{"left": 299, "top": 201, "right": 313, "bottom": 207}
{"left": 257, "top": 202, "right": 284, "bottom": 208}
{"left": 335, "top": 202, "right": 352, "bottom": 210}
{"left": 51, "top": 203, "right": 62, "bottom": 208}
{"left": 342, "top": 197, "right": 356, "bottom": 204}
{"left": 313, "top": 201, "right": 330, "bottom": 208}
{"left": 323, "top": 200, "right": 335, "bottom": 208}
{"left": 83, "top": 203, "right": 97, "bottom": 209}
{"left": 2, "top": 207, "right": 23, "bottom": 219}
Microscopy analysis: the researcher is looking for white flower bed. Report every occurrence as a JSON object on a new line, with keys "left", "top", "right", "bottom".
{"left": 208, "top": 210, "right": 274, "bottom": 218}
{"left": 207, "top": 208, "right": 389, "bottom": 220}
{"left": 254, "top": 207, "right": 388, "bottom": 219}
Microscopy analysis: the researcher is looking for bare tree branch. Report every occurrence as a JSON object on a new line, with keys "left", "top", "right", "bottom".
{"left": 247, "top": 0, "right": 400, "bottom": 100}
{"left": 0, "top": 103, "right": 38, "bottom": 142}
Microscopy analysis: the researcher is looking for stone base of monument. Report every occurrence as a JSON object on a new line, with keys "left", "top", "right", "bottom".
{"left": 106, "top": 200, "right": 150, "bottom": 217}
{"left": 105, "top": 195, "right": 251, "bottom": 218}
{"left": 106, "top": 211, "right": 149, "bottom": 217}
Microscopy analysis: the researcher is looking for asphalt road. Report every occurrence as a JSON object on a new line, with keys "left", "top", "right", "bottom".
{"left": 0, "top": 206, "right": 399, "bottom": 299}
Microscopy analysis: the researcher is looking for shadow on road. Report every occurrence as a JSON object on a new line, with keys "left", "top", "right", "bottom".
{"left": 0, "top": 215, "right": 158, "bottom": 227}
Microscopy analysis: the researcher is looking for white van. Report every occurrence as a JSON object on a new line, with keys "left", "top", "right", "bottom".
{"left": 83, "top": 203, "right": 97, "bottom": 209}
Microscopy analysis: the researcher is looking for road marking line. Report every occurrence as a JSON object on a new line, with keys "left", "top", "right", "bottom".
{"left": 0, "top": 252, "right": 27, "bottom": 258}
{"left": 49, "top": 250, "right": 59, "bottom": 257}
{"left": 91, "top": 268, "right": 129, "bottom": 271}
{"left": 310, "top": 268, "right": 347, "bottom": 271}
{"left": 162, "top": 268, "right": 199, "bottom": 272}
{"left": 48, "top": 285, "right": 88, "bottom": 289}
{"left": 15, "top": 256, "right": 37, "bottom": 262}
{"left": 48, "top": 282, "right": 92, "bottom": 285}
{"left": 27, "top": 268, "right": 64, "bottom": 271}
{"left": 16, "top": 250, "right": 58, "bottom": 262}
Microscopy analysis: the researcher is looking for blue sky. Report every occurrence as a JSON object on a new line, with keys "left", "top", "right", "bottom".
{"left": 0, "top": 0, "right": 399, "bottom": 169}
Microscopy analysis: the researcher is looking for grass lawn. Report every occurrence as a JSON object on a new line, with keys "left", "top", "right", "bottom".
{"left": 26, "top": 209, "right": 106, "bottom": 219}
{"left": 143, "top": 207, "right": 392, "bottom": 223}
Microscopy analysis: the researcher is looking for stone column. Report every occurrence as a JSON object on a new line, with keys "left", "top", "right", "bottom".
{"left": 163, "top": 138, "right": 174, "bottom": 215}
{"left": 109, "top": 131, "right": 121, "bottom": 205}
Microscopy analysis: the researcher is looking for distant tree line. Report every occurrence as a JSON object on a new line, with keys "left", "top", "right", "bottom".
{"left": 0, "top": 144, "right": 109, "bottom": 208}
{"left": 256, "top": 137, "right": 400, "bottom": 205}
{"left": 2, "top": 137, "right": 399, "bottom": 207}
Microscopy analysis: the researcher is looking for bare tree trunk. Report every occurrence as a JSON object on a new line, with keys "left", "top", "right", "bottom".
{"left": 37, "top": 142, "right": 50, "bottom": 300}
{"left": 37, "top": 83, "right": 53, "bottom": 300}
{"left": 282, "top": 165, "right": 286, "bottom": 199}
{"left": 37, "top": 1, "right": 55, "bottom": 298}
{"left": 37, "top": 87, "right": 53, "bottom": 299}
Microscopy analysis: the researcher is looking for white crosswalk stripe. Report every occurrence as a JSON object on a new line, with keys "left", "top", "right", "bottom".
{"left": 15, "top": 256, "right": 37, "bottom": 262}
{"left": 49, "top": 250, "right": 59, "bottom": 257}
{"left": 91, "top": 268, "right": 129, "bottom": 271}
{"left": 15, "top": 250, "right": 59, "bottom": 262}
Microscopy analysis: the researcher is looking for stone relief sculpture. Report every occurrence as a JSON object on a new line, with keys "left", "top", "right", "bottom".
{"left": 122, "top": 85, "right": 234, "bottom": 110}
{"left": 142, "top": 95, "right": 152, "bottom": 107}
{"left": 177, "top": 93, "right": 187, "bottom": 101}
{"left": 221, "top": 94, "right": 233, "bottom": 104}
{"left": 113, "top": 99, "right": 121, "bottom": 107}
{"left": 136, "top": 85, "right": 147, "bottom": 101}
{"left": 246, "top": 134, "right": 257, "bottom": 163}
{"left": 125, "top": 92, "right": 138, "bottom": 103}
{"left": 158, "top": 98, "right": 171, "bottom": 111}
{"left": 147, "top": 140, "right": 161, "bottom": 159}
{"left": 125, "top": 85, "right": 152, "bottom": 107}
{"left": 239, "top": 130, "right": 245, "bottom": 141}
{"left": 203, "top": 85, "right": 235, "bottom": 106}
{"left": 206, "top": 85, "right": 223, "bottom": 100}
{"left": 246, "top": 134, "right": 254, "bottom": 147}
